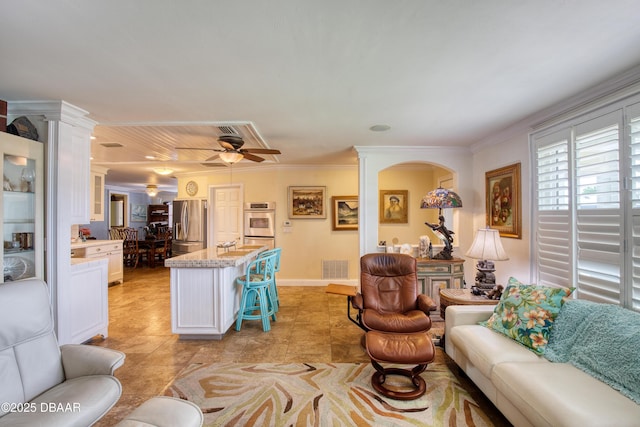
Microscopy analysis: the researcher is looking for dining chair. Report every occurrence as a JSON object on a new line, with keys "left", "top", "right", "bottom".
{"left": 122, "top": 228, "right": 141, "bottom": 268}
{"left": 147, "top": 229, "right": 172, "bottom": 265}
{"left": 235, "top": 252, "right": 278, "bottom": 332}
{"left": 109, "top": 228, "right": 125, "bottom": 240}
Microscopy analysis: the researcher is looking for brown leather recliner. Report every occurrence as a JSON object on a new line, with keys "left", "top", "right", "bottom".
{"left": 349, "top": 253, "right": 437, "bottom": 333}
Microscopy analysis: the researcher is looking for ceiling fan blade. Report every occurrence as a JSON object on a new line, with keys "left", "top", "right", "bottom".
{"left": 241, "top": 148, "right": 281, "bottom": 155}
{"left": 218, "top": 140, "right": 235, "bottom": 150}
{"left": 242, "top": 152, "right": 266, "bottom": 162}
{"left": 205, "top": 154, "right": 220, "bottom": 162}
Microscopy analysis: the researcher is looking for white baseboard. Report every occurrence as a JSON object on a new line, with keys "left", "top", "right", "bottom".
{"left": 278, "top": 278, "right": 358, "bottom": 287}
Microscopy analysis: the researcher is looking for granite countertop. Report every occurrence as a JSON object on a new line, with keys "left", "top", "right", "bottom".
{"left": 164, "top": 246, "right": 266, "bottom": 268}
{"left": 71, "top": 239, "right": 123, "bottom": 249}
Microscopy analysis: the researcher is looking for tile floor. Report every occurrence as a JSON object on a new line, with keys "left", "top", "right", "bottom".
{"left": 92, "top": 265, "right": 511, "bottom": 426}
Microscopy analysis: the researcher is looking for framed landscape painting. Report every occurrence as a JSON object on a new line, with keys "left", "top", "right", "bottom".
{"left": 486, "top": 162, "right": 521, "bottom": 239}
{"left": 288, "top": 186, "right": 327, "bottom": 219}
{"left": 332, "top": 195, "right": 358, "bottom": 230}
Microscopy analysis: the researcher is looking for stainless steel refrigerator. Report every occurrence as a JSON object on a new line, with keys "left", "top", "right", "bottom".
{"left": 172, "top": 199, "right": 207, "bottom": 256}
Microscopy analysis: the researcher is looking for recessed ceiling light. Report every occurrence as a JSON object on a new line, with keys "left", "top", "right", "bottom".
{"left": 145, "top": 155, "right": 155, "bottom": 160}
{"left": 369, "top": 124, "right": 391, "bottom": 132}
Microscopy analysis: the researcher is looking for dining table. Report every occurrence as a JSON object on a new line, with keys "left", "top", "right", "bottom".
{"left": 137, "top": 238, "right": 170, "bottom": 268}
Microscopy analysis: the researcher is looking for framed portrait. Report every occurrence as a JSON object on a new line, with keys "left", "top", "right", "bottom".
{"left": 288, "top": 186, "right": 327, "bottom": 219}
{"left": 486, "top": 162, "right": 521, "bottom": 239}
{"left": 379, "top": 190, "right": 408, "bottom": 224}
{"left": 332, "top": 196, "right": 358, "bottom": 230}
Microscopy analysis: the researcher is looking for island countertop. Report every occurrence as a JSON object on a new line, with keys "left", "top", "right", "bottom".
{"left": 164, "top": 245, "right": 266, "bottom": 269}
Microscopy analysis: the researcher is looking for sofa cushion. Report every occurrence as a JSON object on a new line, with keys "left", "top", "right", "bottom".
{"left": 492, "top": 362, "right": 640, "bottom": 427}
{"left": 481, "top": 277, "right": 573, "bottom": 354}
{"left": 0, "top": 375, "right": 122, "bottom": 427}
{"left": 545, "top": 299, "right": 640, "bottom": 404}
{"left": 450, "top": 324, "right": 546, "bottom": 379}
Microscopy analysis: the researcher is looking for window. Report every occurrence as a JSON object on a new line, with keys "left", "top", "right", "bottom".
{"left": 532, "top": 98, "right": 640, "bottom": 312}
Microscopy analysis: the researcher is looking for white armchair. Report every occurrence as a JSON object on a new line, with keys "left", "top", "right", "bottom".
{"left": 0, "top": 278, "right": 125, "bottom": 426}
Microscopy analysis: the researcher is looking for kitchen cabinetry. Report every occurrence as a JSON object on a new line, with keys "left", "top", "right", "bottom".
{"left": 416, "top": 257, "right": 464, "bottom": 318}
{"left": 89, "top": 167, "right": 107, "bottom": 222}
{"left": 71, "top": 240, "right": 123, "bottom": 285}
{"left": 0, "top": 131, "right": 44, "bottom": 283}
{"left": 147, "top": 204, "right": 169, "bottom": 226}
{"left": 63, "top": 257, "right": 109, "bottom": 344}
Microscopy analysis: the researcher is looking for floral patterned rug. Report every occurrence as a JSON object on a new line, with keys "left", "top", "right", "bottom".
{"left": 164, "top": 362, "right": 495, "bottom": 426}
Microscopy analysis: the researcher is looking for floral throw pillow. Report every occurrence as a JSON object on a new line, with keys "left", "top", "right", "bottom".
{"left": 481, "top": 277, "right": 574, "bottom": 355}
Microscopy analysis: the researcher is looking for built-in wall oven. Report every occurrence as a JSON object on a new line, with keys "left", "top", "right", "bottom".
{"left": 244, "top": 202, "right": 275, "bottom": 250}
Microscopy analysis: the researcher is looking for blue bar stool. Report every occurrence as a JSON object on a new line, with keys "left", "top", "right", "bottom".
{"left": 254, "top": 248, "right": 282, "bottom": 312}
{"left": 235, "top": 252, "right": 278, "bottom": 332}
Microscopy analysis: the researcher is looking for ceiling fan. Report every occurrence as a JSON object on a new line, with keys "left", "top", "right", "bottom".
{"left": 176, "top": 134, "right": 281, "bottom": 164}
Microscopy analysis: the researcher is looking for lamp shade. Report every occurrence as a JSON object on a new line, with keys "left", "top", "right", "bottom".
{"left": 465, "top": 228, "right": 509, "bottom": 261}
{"left": 219, "top": 151, "right": 244, "bottom": 164}
{"left": 420, "top": 187, "right": 463, "bottom": 209}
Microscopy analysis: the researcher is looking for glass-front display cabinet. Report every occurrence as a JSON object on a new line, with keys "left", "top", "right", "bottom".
{"left": 1, "top": 131, "right": 44, "bottom": 283}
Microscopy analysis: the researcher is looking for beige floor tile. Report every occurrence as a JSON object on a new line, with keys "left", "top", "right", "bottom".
{"left": 92, "top": 265, "right": 510, "bottom": 427}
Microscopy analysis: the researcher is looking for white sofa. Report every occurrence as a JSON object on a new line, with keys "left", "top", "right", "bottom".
{"left": 445, "top": 304, "right": 640, "bottom": 427}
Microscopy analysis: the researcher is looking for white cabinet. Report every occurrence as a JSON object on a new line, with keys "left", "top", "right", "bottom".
{"left": 63, "top": 258, "right": 109, "bottom": 344}
{"left": 0, "top": 132, "right": 44, "bottom": 283}
{"left": 89, "top": 167, "right": 106, "bottom": 222}
{"left": 72, "top": 240, "right": 123, "bottom": 285}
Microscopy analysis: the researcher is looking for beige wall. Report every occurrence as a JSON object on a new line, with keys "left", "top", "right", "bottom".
{"left": 471, "top": 133, "right": 532, "bottom": 286}
{"left": 176, "top": 163, "right": 455, "bottom": 283}
{"left": 179, "top": 167, "right": 361, "bottom": 282}
{"left": 378, "top": 165, "right": 448, "bottom": 247}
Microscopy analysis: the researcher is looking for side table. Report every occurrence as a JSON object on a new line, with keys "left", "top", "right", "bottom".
{"left": 439, "top": 288, "right": 499, "bottom": 320}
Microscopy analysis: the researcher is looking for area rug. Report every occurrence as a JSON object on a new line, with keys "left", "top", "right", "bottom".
{"left": 163, "top": 362, "right": 494, "bottom": 426}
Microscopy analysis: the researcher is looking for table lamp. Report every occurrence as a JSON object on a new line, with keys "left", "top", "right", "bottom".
{"left": 465, "top": 228, "right": 509, "bottom": 292}
{"left": 420, "top": 187, "right": 463, "bottom": 260}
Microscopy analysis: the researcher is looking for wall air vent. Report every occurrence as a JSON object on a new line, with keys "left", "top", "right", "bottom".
{"left": 322, "top": 260, "right": 349, "bottom": 280}
{"left": 100, "top": 142, "right": 124, "bottom": 148}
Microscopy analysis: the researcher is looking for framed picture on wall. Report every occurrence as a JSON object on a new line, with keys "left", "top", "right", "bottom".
{"left": 288, "top": 186, "right": 327, "bottom": 219}
{"left": 379, "top": 190, "right": 408, "bottom": 224}
{"left": 485, "top": 162, "right": 521, "bottom": 239}
{"left": 332, "top": 195, "right": 358, "bottom": 230}
{"left": 131, "top": 204, "right": 147, "bottom": 222}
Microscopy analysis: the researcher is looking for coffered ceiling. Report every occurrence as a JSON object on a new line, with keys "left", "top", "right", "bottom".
{"left": 1, "top": 1, "right": 640, "bottom": 192}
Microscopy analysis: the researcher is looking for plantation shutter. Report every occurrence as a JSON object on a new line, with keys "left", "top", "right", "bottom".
{"left": 628, "top": 102, "right": 640, "bottom": 310}
{"left": 573, "top": 111, "right": 622, "bottom": 304}
{"left": 533, "top": 129, "right": 571, "bottom": 287}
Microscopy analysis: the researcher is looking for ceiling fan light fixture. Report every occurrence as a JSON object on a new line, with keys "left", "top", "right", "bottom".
{"left": 219, "top": 151, "right": 244, "bottom": 164}
{"left": 145, "top": 184, "right": 158, "bottom": 197}
{"left": 153, "top": 167, "right": 174, "bottom": 175}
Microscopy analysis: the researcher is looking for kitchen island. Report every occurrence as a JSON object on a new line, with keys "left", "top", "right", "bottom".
{"left": 165, "top": 245, "right": 265, "bottom": 339}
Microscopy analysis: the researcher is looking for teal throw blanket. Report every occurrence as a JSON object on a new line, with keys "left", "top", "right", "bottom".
{"left": 545, "top": 299, "right": 640, "bottom": 404}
